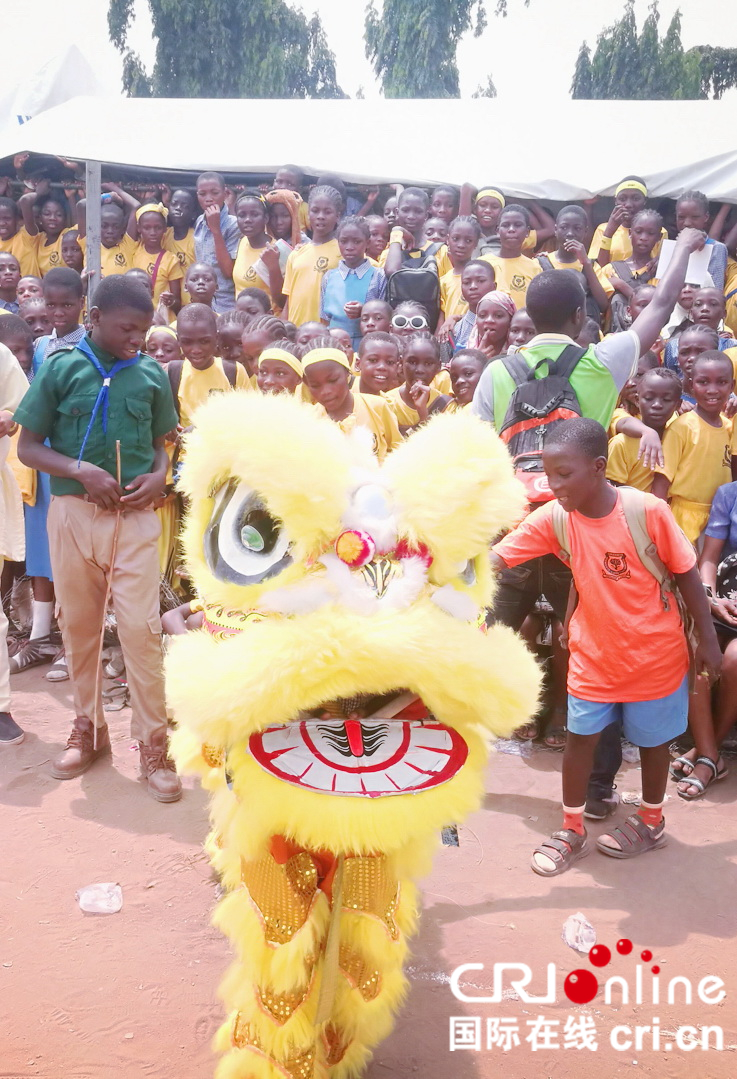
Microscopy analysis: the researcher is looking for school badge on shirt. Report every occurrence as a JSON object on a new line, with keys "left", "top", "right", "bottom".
{"left": 602, "top": 552, "right": 630, "bottom": 581}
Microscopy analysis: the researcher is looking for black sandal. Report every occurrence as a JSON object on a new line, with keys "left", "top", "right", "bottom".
{"left": 677, "top": 756, "right": 728, "bottom": 801}
{"left": 531, "top": 828, "right": 589, "bottom": 877}
{"left": 597, "top": 813, "right": 666, "bottom": 858}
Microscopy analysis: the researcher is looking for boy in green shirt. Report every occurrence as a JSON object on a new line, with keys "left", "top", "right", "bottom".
{"left": 15, "top": 275, "right": 182, "bottom": 801}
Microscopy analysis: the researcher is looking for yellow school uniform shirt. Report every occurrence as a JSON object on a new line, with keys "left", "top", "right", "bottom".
{"left": 724, "top": 259, "right": 737, "bottom": 338}
{"left": 36, "top": 228, "right": 75, "bottom": 276}
{"left": 164, "top": 227, "right": 195, "bottom": 273}
{"left": 233, "top": 238, "right": 271, "bottom": 300}
{"left": 588, "top": 223, "right": 667, "bottom": 263}
{"left": 177, "top": 357, "right": 249, "bottom": 430}
{"left": 386, "top": 384, "right": 445, "bottom": 433}
{"left": 608, "top": 406, "right": 639, "bottom": 438}
{"left": 80, "top": 233, "right": 138, "bottom": 277}
{"left": 316, "top": 391, "right": 402, "bottom": 463}
{"left": 481, "top": 254, "right": 541, "bottom": 310}
{"left": 722, "top": 345, "right": 737, "bottom": 383}
{"left": 7, "top": 429, "right": 35, "bottom": 506}
{"left": 131, "top": 245, "right": 184, "bottom": 307}
{"left": 0, "top": 228, "right": 39, "bottom": 276}
{"left": 607, "top": 417, "right": 675, "bottom": 493}
{"left": 432, "top": 369, "right": 452, "bottom": 394}
{"left": 439, "top": 268, "right": 467, "bottom": 320}
{"left": 283, "top": 239, "right": 341, "bottom": 326}
{"left": 537, "top": 251, "right": 615, "bottom": 297}
{"left": 657, "top": 410, "right": 734, "bottom": 542}
{"left": 164, "top": 226, "right": 196, "bottom": 305}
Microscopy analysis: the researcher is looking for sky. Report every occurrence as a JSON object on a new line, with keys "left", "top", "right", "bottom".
{"left": 0, "top": 0, "right": 734, "bottom": 107}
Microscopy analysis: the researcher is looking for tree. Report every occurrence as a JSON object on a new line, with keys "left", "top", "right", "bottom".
{"left": 472, "top": 76, "right": 497, "bottom": 99}
{"left": 108, "top": 0, "right": 345, "bottom": 98}
{"left": 571, "top": 1, "right": 737, "bottom": 100}
{"left": 365, "top": 0, "right": 488, "bottom": 97}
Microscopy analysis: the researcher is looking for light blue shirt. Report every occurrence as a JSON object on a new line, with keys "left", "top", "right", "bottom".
{"left": 193, "top": 206, "right": 240, "bottom": 312}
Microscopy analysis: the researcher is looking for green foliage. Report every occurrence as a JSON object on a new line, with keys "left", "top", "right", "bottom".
{"left": 107, "top": 0, "right": 346, "bottom": 98}
{"left": 693, "top": 46, "right": 737, "bottom": 100}
{"left": 570, "top": 43, "right": 592, "bottom": 100}
{"left": 472, "top": 75, "right": 497, "bottom": 98}
{"left": 365, "top": 0, "right": 488, "bottom": 97}
{"left": 571, "top": 1, "right": 737, "bottom": 100}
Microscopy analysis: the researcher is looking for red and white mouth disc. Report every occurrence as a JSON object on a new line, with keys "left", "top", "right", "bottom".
{"left": 249, "top": 718, "right": 468, "bottom": 798}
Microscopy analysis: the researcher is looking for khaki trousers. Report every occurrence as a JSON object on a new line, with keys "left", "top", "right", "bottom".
{"left": 47, "top": 496, "right": 166, "bottom": 743}
{"left": 0, "top": 558, "right": 9, "bottom": 713}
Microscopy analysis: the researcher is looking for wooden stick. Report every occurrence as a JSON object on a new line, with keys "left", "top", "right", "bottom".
{"left": 93, "top": 441, "right": 123, "bottom": 752}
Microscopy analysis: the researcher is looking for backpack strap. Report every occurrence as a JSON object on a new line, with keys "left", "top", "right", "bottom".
{"left": 726, "top": 287, "right": 737, "bottom": 302}
{"left": 550, "top": 343, "right": 587, "bottom": 381}
{"left": 617, "top": 486, "right": 674, "bottom": 611}
{"left": 551, "top": 501, "right": 571, "bottom": 565}
{"left": 222, "top": 358, "right": 238, "bottom": 389}
{"left": 149, "top": 249, "right": 166, "bottom": 293}
{"left": 501, "top": 353, "right": 535, "bottom": 387}
{"left": 427, "top": 392, "right": 452, "bottom": 416}
{"left": 167, "top": 359, "right": 184, "bottom": 421}
{"left": 612, "top": 260, "right": 634, "bottom": 283}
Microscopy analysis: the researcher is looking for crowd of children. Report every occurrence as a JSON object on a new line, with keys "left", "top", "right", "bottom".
{"left": 0, "top": 165, "right": 736, "bottom": 875}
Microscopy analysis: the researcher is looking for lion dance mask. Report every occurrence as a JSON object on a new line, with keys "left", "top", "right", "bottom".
{"left": 167, "top": 393, "right": 540, "bottom": 1079}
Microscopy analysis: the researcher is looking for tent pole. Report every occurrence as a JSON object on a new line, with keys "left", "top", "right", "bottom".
{"left": 85, "top": 159, "right": 102, "bottom": 300}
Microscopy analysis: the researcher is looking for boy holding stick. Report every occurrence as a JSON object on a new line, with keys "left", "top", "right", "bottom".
{"left": 15, "top": 275, "right": 182, "bottom": 801}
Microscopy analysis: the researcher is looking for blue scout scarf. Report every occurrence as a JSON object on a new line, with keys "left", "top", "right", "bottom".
{"left": 75, "top": 334, "right": 140, "bottom": 466}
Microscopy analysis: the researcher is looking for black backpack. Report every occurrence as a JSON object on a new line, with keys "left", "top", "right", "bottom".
{"left": 386, "top": 242, "right": 443, "bottom": 331}
{"left": 498, "top": 344, "right": 586, "bottom": 503}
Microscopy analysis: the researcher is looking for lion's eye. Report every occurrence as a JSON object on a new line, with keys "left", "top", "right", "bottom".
{"left": 205, "top": 481, "right": 292, "bottom": 585}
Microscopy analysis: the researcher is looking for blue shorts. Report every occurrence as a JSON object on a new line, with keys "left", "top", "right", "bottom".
{"left": 567, "top": 675, "right": 688, "bottom": 748}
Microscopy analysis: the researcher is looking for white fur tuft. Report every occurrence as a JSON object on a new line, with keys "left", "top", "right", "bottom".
{"left": 430, "top": 584, "right": 480, "bottom": 622}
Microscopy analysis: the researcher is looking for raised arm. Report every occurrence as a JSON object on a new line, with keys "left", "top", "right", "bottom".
{"left": 709, "top": 203, "right": 732, "bottom": 241}
{"left": 102, "top": 183, "right": 142, "bottom": 239}
{"left": 629, "top": 228, "right": 705, "bottom": 355}
{"left": 459, "top": 183, "right": 477, "bottom": 218}
{"left": 18, "top": 183, "right": 47, "bottom": 237}
{"left": 527, "top": 204, "right": 555, "bottom": 246}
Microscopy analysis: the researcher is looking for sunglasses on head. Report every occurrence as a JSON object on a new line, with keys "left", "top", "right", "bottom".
{"left": 391, "top": 314, "right": 428, "bottom": 330}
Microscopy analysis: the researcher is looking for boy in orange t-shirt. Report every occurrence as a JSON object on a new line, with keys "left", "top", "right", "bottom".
{"left": 491, "top": 418, "right": 720, "bottom": 877}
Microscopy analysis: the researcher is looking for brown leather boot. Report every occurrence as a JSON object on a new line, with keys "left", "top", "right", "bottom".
{"left": 50, "top": 717, "right": 111, "bottom": 779}
{"left": 139, "top": 732, "right": 182, "bottom": 802}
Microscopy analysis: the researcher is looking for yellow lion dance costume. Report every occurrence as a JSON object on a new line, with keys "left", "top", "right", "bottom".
{"left": 166, "top": 392, "right": 540, "bottom": 1079}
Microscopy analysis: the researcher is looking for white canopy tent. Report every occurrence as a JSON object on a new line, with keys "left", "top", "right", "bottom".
{"left": 2, "top": 95, "right": 737, "bottom": 201}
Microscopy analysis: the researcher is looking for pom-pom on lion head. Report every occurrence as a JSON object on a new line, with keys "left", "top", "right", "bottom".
{"left": 168, "top": 393, "right": 540, "bottom": 855}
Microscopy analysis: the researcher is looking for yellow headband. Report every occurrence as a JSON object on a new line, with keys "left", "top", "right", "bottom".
{"left": 147, "top": 325, "right": 178, "bottom": 343}
{"left": 476, "top": 187, "right": 505, "bottom": 208}
{"left": 302, "top": 347, "right": 351, "bottom": 372}
{"left": 136, "top": 202, "right": 167, "bottom": 222}
{"left": 615, "top": 180, "right": 647, "bottom": 198}
{"left": 258, "top": 347, "right": 303, "bottom": 378}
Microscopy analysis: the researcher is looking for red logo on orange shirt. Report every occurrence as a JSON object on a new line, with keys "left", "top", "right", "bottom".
{"left": 602, "top": 552, "right": 631, "bottom": 581}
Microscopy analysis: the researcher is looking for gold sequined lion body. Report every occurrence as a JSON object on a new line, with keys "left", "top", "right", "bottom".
{"left": 166, "top": 392, "right": 540, "bottom": 1079}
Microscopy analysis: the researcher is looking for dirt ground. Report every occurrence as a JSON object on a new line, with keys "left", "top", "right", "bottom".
{"left": 3, "top": 668, "right": 737, "bottom": 1079}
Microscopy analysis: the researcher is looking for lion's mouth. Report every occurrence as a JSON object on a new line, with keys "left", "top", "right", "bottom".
{"left": 248, "top": 690, "right": 468, "bottom": 798}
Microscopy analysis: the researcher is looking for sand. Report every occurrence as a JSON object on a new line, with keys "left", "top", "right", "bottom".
{"left": 3, "top": 669, "right": 736, "bottom": 1078}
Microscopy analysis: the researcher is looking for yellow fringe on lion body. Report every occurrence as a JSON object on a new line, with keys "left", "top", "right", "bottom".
{"left": 168, "top": 393, "right": 542, "bottom": 1077}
